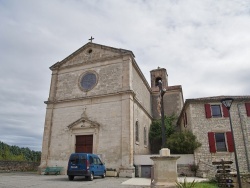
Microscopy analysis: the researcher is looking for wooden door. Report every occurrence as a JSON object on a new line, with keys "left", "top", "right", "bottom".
{"left": 75, "top": 135, "right": 93, "bottom": 153}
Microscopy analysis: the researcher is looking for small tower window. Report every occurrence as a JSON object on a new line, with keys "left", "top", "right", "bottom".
{"left": 155, "top": 77, "right": 162, "bottom": 86}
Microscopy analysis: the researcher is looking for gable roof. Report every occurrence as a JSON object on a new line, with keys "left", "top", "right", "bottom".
{"left": 177, "top": 95, "right": 250, "bottom": 125}
{"left": 50, "top": 42, "right": 135, "bottom": 70}
{"left": 186, "top": 95, "right": 250, "bottom": 103}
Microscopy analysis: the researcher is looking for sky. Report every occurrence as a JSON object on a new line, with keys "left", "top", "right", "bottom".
{"left": 0, "top": 0, "right": 250, "bottom": 151}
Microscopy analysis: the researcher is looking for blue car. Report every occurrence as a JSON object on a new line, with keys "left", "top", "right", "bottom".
{"left": 67, "top": 153, "right": 106, "bottom": 181}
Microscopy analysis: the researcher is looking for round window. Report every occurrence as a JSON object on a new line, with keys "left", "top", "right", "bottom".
{"left": 80, "top": 72, "right": 98, "bottom": 91}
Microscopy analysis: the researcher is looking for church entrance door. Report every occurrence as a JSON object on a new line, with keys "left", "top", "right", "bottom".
{"left": 75, "top": 135, "right": 93, "bottom": 153}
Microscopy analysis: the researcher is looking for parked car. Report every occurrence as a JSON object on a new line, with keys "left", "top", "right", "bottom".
{"left": 67, "top": 153, "right": 106, "bottom": 181}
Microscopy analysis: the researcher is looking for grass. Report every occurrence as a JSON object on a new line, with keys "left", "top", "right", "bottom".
{"left": 176, "top": 178, "right": 217, "bottom": 188}
{"left": 194, "top": 182, "right": 217, "bottom": 188}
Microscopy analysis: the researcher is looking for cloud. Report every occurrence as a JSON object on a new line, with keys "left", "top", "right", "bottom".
{"left": 0, "top": 0, "right": 250, "bottom": 151}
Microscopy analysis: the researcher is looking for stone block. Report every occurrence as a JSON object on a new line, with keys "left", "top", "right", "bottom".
{"left": 106, "top": 171, "right": 118, "bottom": 177}
{"left": 160, "top": 148, "right": 170, "bottom": 156}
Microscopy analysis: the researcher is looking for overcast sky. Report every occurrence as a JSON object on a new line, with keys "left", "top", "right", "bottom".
{"left": 1, "top": 0, "right": 250, "bottom": 151}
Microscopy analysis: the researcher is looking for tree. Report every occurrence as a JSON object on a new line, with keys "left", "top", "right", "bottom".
{"left": 149, "top": 115, "right": 176, "bottom": 153}
{"left": 166, "top": 131, "right": 201, "bottom": 154}
{"left": 0, "top": 141, "right": 41, "bottom": 162}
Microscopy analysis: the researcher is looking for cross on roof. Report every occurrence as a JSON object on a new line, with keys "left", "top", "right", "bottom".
{"left": 89, "top": 36, "right": 94, "bottom": 43}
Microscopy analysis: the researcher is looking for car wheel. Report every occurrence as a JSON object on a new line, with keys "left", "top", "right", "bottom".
{"left": 68, "top": 175, "right": 74, "bottom": 181}
{"left": 102, "top": 171, "right": 106, "bottom": 178}
{"left": 88, "top": 172, "right": 94, "bottom": 181}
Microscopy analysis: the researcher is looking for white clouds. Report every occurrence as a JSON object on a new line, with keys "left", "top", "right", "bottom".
{"left": 0, "top": 0, "right": 250, "bottom": 150}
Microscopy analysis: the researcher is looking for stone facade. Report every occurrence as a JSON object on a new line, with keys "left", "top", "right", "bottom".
{"left": 178, "top": 96, "right": 250, "bottom": 177}
{"left": 150, "top": 68, "right": 183, "bottom": 120}
{"left": 40, "top": 42, "right": 184, "bottom": 177}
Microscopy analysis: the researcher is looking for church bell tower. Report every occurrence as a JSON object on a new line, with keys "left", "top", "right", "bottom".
{"left": 150, "top": 67, "right": 168, "bottom": 92}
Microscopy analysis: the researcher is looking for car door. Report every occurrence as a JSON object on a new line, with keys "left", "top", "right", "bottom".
{"left": 68, "top": 154, "right": 79, "bottom": 171}
{"left": 93, "top": 157, "right": 101, "bottom": 175}
{"left": 78, "top": 154, "right": 87, "bottom": 172}
{"left": 97, "top": 157, "right": 105, "bottom": 174}
{"left": 89, "top": 156, "right": 95, "bottom": 174}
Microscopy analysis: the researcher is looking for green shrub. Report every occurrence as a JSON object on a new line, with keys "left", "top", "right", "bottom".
{"left": 166, "top": 131, "right": 201, "bottom": 154}
{"left": 149, "top": 115, "right": 176, "bottom": 153}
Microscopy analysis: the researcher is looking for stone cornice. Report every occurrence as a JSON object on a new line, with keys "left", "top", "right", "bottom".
{"left": 186, "top": 95, "right": 250, "bottom": 102}
{"left": 44, "top": 88, "right": 152, "bottom": 119}
{"left": 44, "top": 89, "right": 135, "bottom": 104}
{"left": 152, "top": 85, "right": 182, "bottom": 93}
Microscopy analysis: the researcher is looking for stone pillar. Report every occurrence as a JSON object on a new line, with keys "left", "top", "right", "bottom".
{"left": 38, "top": 70, "right": 58, "bottom": 174}
{"left": 38, "top": 104, "right": 54, "bottom": 174}
{"left": 119, "top": 93, "right": 135, "bottom": 178}
{"left": 150, "top": 149, "right": 180, "bottom": 188}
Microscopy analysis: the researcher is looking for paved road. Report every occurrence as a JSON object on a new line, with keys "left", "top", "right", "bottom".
{"left": 0, "top": 172, "right": 149, "bottom": 188}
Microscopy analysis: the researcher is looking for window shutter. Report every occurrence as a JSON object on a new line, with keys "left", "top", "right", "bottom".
{"left": 205, "top": 104, "right": 212, "bottom": 118}
{"left": 245, "top": 103, "right": 250, "bottom": 117}
{"left": 226, "top": 132, "right": 234, "bottom": 152}
{"left": 222, "top": 105, "right": 229, "bottom": 117}
{"left": 208, "top": 132, "right": 216, "bottom": 153}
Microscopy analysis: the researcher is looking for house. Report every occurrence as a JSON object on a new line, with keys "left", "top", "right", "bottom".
{"left": 178, "top": 96, "right": 250, "bottom": 177}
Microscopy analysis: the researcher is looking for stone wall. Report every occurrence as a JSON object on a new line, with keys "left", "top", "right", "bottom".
{"left": 133, "top": 102, "right": 151, "bottom": 155}
{"left": 180, "top": 99, "right": 250, "bottom": 178}
{"left": 56, "top": 61, "right": 124, "bottom": 101}
{"left": 135, "top": 164, "right": 194, "bottom": 178}
{"left": 131, "top": 64, "right": 151, "bottom": 115}
{"left": 43, "top": 95, "right": 125, "bottom": 171}
{"left": 134, "top": 154, "right": 195, "bottom": 177}
{"left": 151, "top": 87, "right": 183, "bottom": 120}
{"left": 0, "top": 161, "right": 39, "bottom": 172}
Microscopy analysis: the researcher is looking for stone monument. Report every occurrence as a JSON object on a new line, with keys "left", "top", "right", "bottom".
{"left": 150, "top": 148, "right": 180, "bottom": 188}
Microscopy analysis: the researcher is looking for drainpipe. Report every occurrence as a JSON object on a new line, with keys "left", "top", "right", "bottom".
{"left": 237, "top": 103, "right": 250, "bottom": 172}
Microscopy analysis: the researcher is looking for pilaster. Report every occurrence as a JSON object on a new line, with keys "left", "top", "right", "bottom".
{"left": 119, "top": 93, "right": 135, "bottom": 177}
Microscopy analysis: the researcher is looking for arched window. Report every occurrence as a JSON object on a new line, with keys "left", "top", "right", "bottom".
{"left": 135, "top": 121, "right": 139, "bottom": 143}
{"left": 144, "top": 127, "right": 147, "bottom": 146}
{"left": 155, "top": 77, "right": 162, "bottom": 86}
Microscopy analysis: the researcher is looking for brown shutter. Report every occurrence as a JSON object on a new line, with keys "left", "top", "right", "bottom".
{"left": 208, "top": 132, "right": 216, "bottom": 153}
{"left": 226, "top": 132, "right": 234, "bottom": 152}
{"left": 205, "top": 104, "right": 212, "bottom": 118}
{"left": 245, "top": 103, "right": 250, "bottom": 117}
{"left": 222, "top": 105, "right": 229, "bottom": 117}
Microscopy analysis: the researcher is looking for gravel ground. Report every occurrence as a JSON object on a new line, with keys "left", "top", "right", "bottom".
{"left": 0, "top": 172, "right": 150, "bottom": 188}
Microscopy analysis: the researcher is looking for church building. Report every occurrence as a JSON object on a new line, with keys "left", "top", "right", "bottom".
{"left": 39, "top": 42, "right": 183, "bottom": 177}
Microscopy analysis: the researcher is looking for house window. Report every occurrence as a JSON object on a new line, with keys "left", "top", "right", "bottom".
{"left": 135, "top": 121, "right": 139, "bottom": 143}
{"left": 144, "top": 127, "right": 147, "bottom": 146}
{"left": 205, "top": 104, "right": 229, "bottom": 118}
{"left": 211, "top": 105, "right": 222, "bottom": 117}
{"left": 208, "top": 132, "right": 234, "bottom": 153}
{"left": 215, "top": 133, "right": 227, "bottom": 152}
